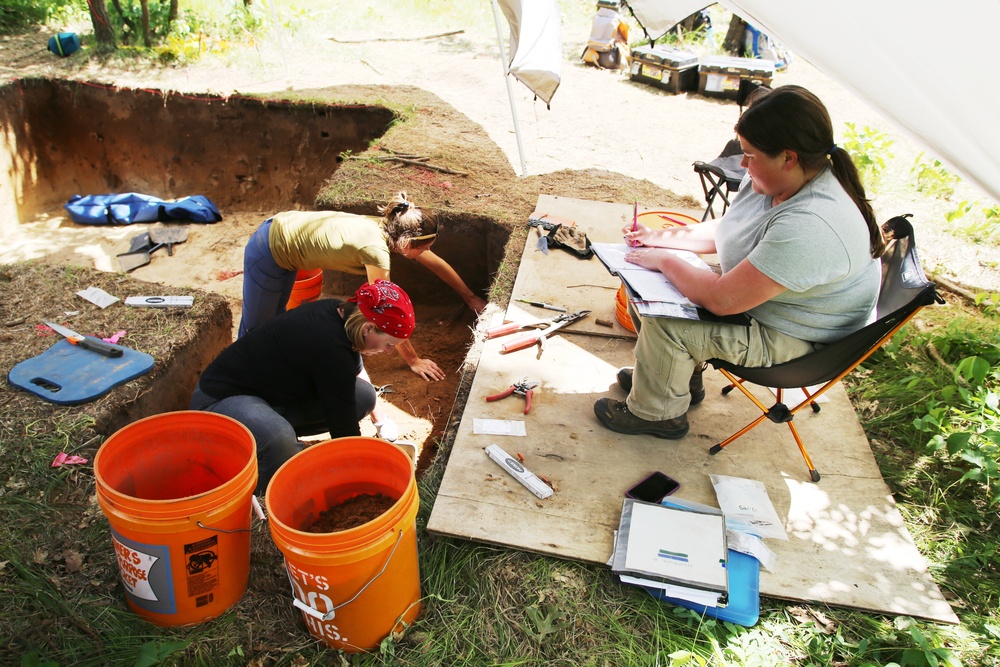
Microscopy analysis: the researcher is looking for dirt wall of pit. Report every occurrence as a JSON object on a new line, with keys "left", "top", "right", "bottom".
{"left": 0, "top": 78, "right": 395, "bottom": 226}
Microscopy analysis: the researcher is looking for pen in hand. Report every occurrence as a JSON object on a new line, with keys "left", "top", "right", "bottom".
{"left": 630, "top": 201, "right": 638, "bottom": 247}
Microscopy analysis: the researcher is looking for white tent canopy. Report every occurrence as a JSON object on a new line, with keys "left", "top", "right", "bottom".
{"left": 624, "top": 0, "right": 1000, "bottom": 203}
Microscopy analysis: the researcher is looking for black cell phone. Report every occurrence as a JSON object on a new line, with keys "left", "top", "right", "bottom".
{"left": 625, "top": 472, "right": 680, "bottom": 503}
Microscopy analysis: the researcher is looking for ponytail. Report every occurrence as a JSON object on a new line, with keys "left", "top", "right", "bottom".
{"left": 828, "top": 147, "right": 885, "bottom": 258}
{"left": 378, "top": 191, "right": 439, "bottom": 254}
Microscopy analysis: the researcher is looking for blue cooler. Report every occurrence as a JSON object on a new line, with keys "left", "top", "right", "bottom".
{"left": 48, "top": 33, "right": 81, "bottom": 58}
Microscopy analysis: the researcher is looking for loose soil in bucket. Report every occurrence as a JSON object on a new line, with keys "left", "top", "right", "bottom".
{"left": 305, "top": 493, "right": 399, "bottom": 533}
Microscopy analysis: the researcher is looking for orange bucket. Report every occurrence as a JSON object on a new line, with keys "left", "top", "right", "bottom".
{"left": 93, "top": 411, "right": 257, "bottom": 627}
{"left": 266, "top": 437, "right": 421, "bottom": 653}
{"left": 286, "top": 269, "right": 323, "bottom": 309}
{"left": 616, "top": 284, "right": 636, "bottom": 332}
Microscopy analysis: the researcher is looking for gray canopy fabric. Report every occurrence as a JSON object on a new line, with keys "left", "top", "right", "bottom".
{"left": 623, "top": 0, "right": 1000, "bottom": 203}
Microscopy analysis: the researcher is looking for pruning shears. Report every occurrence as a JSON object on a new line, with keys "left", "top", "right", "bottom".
{"left": 486, "top": 377, "right": 539, "bottom": 414}
{"left": 486, "top": 309, "right": 591, "bottom": 354}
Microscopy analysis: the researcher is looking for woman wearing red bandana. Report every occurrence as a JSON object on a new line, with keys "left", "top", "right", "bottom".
{"left": 239, "top": 191, "right": 485, "bottom": 381}
{"left": 190, "top": 280, "right": 417, "bottom": 494}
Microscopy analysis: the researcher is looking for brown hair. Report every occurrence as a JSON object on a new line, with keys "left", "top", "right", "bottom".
{"left": 378, "top": 191, "right": 439, "bottom": 254}
{"left": 735, "top": 85, "right": 886, "bottom": 258}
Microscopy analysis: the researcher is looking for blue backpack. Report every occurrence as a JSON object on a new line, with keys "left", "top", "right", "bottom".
{"left": 65, "top": 193, "right": 222, "bottom": 225}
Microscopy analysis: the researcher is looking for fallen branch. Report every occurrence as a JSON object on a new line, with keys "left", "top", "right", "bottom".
{"left": 328, "top": 30, "right": 464, "bottom": 44}
{"left": 347, "top": 155, "right": 467, "bottom": 176}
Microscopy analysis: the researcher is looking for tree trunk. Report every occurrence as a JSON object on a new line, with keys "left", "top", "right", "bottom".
{"left": 109, "top": 0, "right": 137, "bottom": 44}
{"left": 140, "top": 0, "right": 151, "bottom": 48}
{"left": 88, "top": 0, "right": 117, "bottom": 49}
{"left": 723, "top": 15, "right": 748, "bottom": 56}
{"left": 168, "top": 0, "right": 178, "bottom": 25}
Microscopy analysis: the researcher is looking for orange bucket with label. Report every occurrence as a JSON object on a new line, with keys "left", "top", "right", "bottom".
{"left": 94, "top": 411, "right": 257, "bottom": 626}
{"left": 266, "top": 437, "right": 421, "bottom": 653}
{"left": 286, "top": 269, "right": 323, "bottom": 309}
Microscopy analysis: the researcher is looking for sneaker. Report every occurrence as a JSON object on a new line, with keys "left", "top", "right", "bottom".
{"left": 616, "top": 365, "right": 706, "bottom": 406}
{"left": 593, "top": 398, "right": 689, "bottom": 439}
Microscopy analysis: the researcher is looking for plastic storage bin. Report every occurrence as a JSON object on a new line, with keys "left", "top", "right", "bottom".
{"left": 697, "top": 55, "right": 774, "bottom": 100}
{"left": 629, "top": 46, "right": 699, "bottom": 94}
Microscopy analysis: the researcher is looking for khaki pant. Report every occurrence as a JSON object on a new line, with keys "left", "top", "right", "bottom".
{"left": 626, "top": 305, "right": 818, "bottom": 421}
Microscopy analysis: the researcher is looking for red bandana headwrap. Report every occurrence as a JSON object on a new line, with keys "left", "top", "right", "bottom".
{"left": 349, "top": 279, "right": 415, "bottom": 339}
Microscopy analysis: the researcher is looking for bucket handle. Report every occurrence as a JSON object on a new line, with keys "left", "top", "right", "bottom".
{"left": 196, "top": 497, "right": 267, "bottom": 533}
{"left": 288, "top": 528, "right": 404, "bottom": 622}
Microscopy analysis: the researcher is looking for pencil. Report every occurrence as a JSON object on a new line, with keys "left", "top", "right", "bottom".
{"left": 631, "top": 201, "right": 638, "bottom": 247}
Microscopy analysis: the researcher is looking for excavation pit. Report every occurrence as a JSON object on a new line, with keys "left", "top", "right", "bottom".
{"left": 0, "top": 78, "right": 511, "bottom": 470}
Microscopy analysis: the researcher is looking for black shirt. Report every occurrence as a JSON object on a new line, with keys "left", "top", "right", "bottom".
{"left": 199, "top": 299, "right": 364, "bottom": 437}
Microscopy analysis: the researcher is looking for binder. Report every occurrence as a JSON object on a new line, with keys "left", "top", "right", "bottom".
{"left": 611, "top": 498, "right": 729, "bottom": 606}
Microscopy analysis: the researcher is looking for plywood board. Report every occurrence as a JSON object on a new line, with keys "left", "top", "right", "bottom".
{"left": 428, "top": 195, "right": 957, "bottom": 624}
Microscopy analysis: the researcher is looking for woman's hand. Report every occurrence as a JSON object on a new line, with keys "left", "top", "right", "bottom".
{"left": 466, "top": 295, "right": 488, "bottom": 314}
{"left": 624, "top": 247, "right": 668, "bottom": 271}
{"left": 622, "top": 222, "right": 652, "bottom": 248}
{"left": 409, "top": 357, "right": 445, "bottom": 381}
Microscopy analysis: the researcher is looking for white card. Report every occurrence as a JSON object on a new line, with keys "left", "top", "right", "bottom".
{"left": 76, "top": 286, "right": 119, "bottom": 309}
{"left": 473, "top": 418, "right": 527, "bottom": 437}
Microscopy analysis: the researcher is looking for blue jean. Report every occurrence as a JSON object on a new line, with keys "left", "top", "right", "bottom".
{"left": 189, "top": 380, "right": 377, "bottom": 494}
{"left": 238, "top": 218, "right": 298, "bottom": 338}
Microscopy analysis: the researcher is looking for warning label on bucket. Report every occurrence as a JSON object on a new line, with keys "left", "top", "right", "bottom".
{"left": 111, "top": 530, "right": 176, "bottom": 615}
{"left": 184, "top": 535, "right": 220, "bottom": 599}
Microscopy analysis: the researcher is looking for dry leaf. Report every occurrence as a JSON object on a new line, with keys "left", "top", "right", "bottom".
{"left": 63, "top": 550, "right": 84, "bottom": 573}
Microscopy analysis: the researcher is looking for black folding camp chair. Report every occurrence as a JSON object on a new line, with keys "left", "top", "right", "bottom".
{"left": 693, "top": 138, "right": 745, "bottom": 221}
{"left": 692, "top": 80, "right": 771, "bottom": 222}
{"left": 706, "top": 215, "right": 944, "bottom": 482}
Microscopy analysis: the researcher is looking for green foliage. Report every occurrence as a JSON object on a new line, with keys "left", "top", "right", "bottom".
{"left": 951, "top": 203, "right": 1000, "bottom": 246}
{"left": 0, "top": 0, "right": 77, "bottom": 33}
{"left": 911, "top": 153, "right": 959, "bottom": 199}
{"left": 841, "top": 122, "right": 894, "bottom": 191}
{"left": 945, "top": 201, "right": 973, "bottom": 223}
{"left": 909, "top": 316, "right": 1000, "bottom": 505}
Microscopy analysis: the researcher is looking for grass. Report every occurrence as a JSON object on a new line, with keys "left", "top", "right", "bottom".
{"left": 5, "top": 1, "right": 1000, "bottom": 665}
{"left": 4, "top": 300, "right": 1000, "bottom": 666}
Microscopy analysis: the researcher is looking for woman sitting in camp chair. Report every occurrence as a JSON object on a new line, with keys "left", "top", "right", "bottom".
{"left": 239, "top": 191, "right": 486, "bottom": 381}
{"left": 595, "top": 85, "right": 885, "bottom": 439}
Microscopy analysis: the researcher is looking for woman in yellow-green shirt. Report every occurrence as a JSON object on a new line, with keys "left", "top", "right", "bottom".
{"left": 239, "top": 192, "right": 485, "bottom": 381}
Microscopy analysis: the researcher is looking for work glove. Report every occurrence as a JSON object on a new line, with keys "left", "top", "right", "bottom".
{"left": 374, "top": 418, "right": 399, "bottom": 442}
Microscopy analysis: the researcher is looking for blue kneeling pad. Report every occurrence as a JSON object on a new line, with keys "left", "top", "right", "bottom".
{"left": 9, "top": 339, "right": 154, "bottom": 405}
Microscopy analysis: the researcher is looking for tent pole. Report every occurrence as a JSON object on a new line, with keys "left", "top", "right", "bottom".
{"left": 490, "top": 0, "right": 529, "bottom": 176}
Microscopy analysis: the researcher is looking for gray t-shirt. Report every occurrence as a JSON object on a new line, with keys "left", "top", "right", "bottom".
{"left": 715, "top": 168, "right": 879, "bottom": 343}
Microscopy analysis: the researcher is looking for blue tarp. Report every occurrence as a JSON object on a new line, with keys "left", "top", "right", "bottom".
{"left": 65, "top": 193, "right": 222, "bottom": 225}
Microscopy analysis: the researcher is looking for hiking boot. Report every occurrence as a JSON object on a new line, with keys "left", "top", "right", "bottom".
{"left": 617, "top": 364, "right": 707, "bottom": 406}
{"left": 593, "top": 398, "right": 689, "bottom": 439}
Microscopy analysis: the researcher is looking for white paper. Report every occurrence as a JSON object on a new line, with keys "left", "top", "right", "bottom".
{"left": 726, "top": 529, "right": 777, "bottom": 572}
{"left": 711, "top": 474, "right": 788, "bottom": 540}
{"left": 76, "top": 286, "right": 119, "bottom": 309}
{"left": 473, "top": 418, "right": 527, "bottom": 437}
{"left": 618, "top": 574, "right": 721, "bottom": 607}
{"left": 623, "top": 502, "right": 728, "bottom": 590}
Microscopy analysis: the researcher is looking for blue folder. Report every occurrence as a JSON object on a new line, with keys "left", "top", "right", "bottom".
{"left": 645, "top": 548, "right": 760, "bottom": 627}
{"left": 643, "top": 497, "right": 761, "bottom": 627}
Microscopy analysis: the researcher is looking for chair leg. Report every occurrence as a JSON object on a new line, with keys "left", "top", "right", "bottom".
{"left": 709, "top": 412, "right": 771, "bottom": 455}
{"left": 712, "top": 369, "right": 823, "bottom": 482}
{"left": 786, "top": 420, "right": 821, "bottom": 482}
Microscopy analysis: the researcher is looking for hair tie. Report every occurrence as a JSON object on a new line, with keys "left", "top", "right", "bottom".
{"left": 409, "top": 232, "right": 437, "bottom": 242}
{"left": 828, "top": 144, "right": 838, "bottom": 157}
